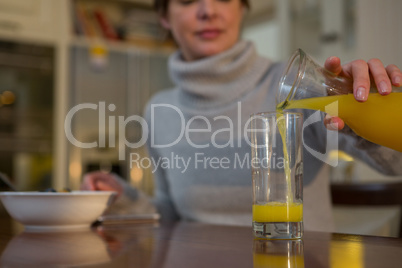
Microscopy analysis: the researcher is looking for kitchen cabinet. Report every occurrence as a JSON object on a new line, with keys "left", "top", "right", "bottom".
{"left": 0, "top": 0, "right": 173, "bottom": 191}
{"left": 0, "top": 40, "right": 55, "bottom": 191}
{"left": 68, "top": 45, "right": 172, "bottom": 192}
{"left": 0, "top": 0, "right": 66, "bottom": 43}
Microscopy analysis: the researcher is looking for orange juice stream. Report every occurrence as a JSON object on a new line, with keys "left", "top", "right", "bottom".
{"left": 277, "top": 114, "right": 293, "bottom": 204}
{"left": 278, "top": 92, "right": 402, "bottom": 152}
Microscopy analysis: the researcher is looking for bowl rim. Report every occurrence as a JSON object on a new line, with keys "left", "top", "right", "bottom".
{"left": 0, "top": 191, "right": 117, "bottom": 196}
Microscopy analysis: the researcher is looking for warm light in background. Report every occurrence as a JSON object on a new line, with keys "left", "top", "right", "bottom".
{"left": 90, "top": 44, "right": 108, "bottom": 69}
{"left": 69, "top": 161, "right": 82, "bottom": 188}
{"left": 0, "top": 91, "right": 16, "bottom": 105}
{"left": 130, "top": 165, "right": 143, "bottom": 185}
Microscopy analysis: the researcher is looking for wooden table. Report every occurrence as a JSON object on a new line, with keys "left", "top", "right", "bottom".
{"left": 0, "top": 215, "right": 402, "bottom": 267}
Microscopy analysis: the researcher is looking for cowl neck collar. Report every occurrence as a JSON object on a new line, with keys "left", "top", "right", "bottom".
{"left": 169, "top": 41, "right": 271, "bottom": 110}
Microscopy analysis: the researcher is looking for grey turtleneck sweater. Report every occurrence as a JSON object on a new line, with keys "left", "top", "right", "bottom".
{"left": 137, "top": 41, "right": 402, "bottom": 231}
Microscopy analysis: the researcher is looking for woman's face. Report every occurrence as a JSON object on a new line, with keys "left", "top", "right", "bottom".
{"left": 160, "top": 0, "right": 245, "bottom": 61}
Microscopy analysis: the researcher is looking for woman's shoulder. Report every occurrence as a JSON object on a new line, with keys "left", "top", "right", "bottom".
{"left": 143, "top": 87, "right": 180, "bottom": 119}
{"left": 148, "top": 87, "right": 179, "bottom": 104}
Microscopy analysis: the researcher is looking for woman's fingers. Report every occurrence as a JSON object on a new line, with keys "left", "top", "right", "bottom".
{"left": 350, "top": 60, "right": 371, "bottom": 102}
{"left": 81, "top": 174, "right": 96, "bottom": 190}
{"left": 367, "top": 58, "right": 392, "bottom": 95}
{"left": 323, "top": 56, "right": 402, "bottom": 132}
{"left": 385, "top": 64, "right": 402, "bottom": 87}
{"left": 96, "top": 179, "right": 123, "bottom": 195}
{"left": 324, "top": 56, "right": 343, "bottom": 75}
{"left": 80, "top": 171, "right": 123, "bottom": 195}
{"left": 324, "top": 115, "right": 345, "bottom": 131}
{"left": 326, "top": 54, "right": 402, "bottom": 102}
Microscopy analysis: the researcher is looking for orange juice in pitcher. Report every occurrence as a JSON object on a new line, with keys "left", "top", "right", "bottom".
{"left": 276, "top": 49, "right": 402, "bottom": 152}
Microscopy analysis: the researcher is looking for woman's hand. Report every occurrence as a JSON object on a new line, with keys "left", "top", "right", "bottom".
{"left": 81, "top": 171, "right": 123, "bottom": 197}
{"left": 323, "top": 56, "right": 402, "bottom": 130}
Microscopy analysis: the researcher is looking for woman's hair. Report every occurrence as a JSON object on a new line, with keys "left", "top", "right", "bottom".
{"left": 154, "top": 0, "right": 250, "bottom": 15}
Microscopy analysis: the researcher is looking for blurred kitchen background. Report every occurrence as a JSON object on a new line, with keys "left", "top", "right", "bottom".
{"left": 0, "top": 0, "right": 401, "bottom": 236}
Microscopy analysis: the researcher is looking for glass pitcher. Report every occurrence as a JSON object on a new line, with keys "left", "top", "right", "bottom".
{"left": 276, "top": 49, "right": 402, "bottom": 152}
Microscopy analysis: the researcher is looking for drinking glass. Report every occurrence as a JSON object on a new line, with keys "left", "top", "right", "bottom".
{"left": 250, "top": 112, "right": 303, "bottom": 239}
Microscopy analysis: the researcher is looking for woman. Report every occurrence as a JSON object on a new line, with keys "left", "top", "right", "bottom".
{"left": 82, "top": 0, "right": 402, "bottom": 231}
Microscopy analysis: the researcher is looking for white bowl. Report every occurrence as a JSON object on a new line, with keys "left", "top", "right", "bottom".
{"left": 0, "top": 191, "right": 116, "bottom": 231}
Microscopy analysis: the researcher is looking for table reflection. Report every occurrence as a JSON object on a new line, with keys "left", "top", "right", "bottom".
{"left": 253, "top": 239, "right": 304, "bottom": 268}
{"left": 330, "top": 236, "right": 364, "bottom": 268}
{"left": 95, "top": 224, "right": 157, "bottom": 267}
{"left": 0, "top": 229, "right": 111, "bottom": 267}
{"left": 1, "top": 221, "right": 400, "bottom": 268}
